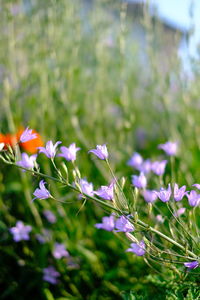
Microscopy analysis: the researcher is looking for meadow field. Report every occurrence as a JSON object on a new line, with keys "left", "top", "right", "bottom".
{"left": 0, "top": 1, "right": 200, "bottom": 299}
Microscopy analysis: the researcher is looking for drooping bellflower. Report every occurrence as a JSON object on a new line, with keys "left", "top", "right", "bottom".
{"left": 127, "top": 152, "right": 143, "bottom": 170}
{"left": 151, "top": 160, "right": 167, "bottom": 176}
{"left": 126, "top": 240, "right": 146, "bottom": 256}
{"left": 184, "top": 261, "right": 199, "bottom": 269}
{"left": 58, "top": 143, "right": 80, "bottom": 162}
{"left": 17, "top": 153, "right": 37, "bottom": 171}
{"left": 95, "top": 215, "right": 115, "bottom": 231}
{"left": 132, "top": 172, "right": 147, "bottom": 189}
{"left": 79, "top": 178, "right": 94, "bottom": 197}
{"left": 158, "top": 141, "right": 178, "bottom": 156}
{"left": 38, "top": 140, "right": 61, "bottom": 158}
{"left": 115, "top": 216, "right": 134, "bottom": 232}
{"left": 89, "top": 144, "right": 108, "bottom": 160}
{"left": 95, "top": 182, "right": 114, "bottom": 200}
{"left": 33, "top": 180, "right": 52, "bottom": 201}
{"left": 19, "top": 127, "right": 37, "bottom": 143}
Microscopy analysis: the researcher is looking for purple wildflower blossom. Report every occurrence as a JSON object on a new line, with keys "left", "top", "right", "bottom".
{"left": 33, "top": 180, "right": 52, "bottom": 201}
{"left": 89, "top": 144, "right": 108, "bottom": 160}
{"left": 158, "top": 141, "right": 178, "bottom": 156}
{"left": 79, "top": 178, "right": 94, "bottom": 197}
{"left": 126, "top": 240, "right": 146, "bottom": 256}
{"left": 173, "top": 207, "right": 186, "bottom": 217}
{"left": 186, "top": 190, "right": 200, "bottom": 207}
{"left": 174, "top": 183, "right": 186, "bottom": 201}
{"left": 17, "top": 153, "right": 37, "bottom": 171}
{"left": 139, "top": 159, "right": 152, "bottom": 174}
{"left": 38, "top": 141, "right": 61, "bottom": 158}
{"left": 53, "top": 243, "right": 69, "bottom": 259}
{"left": 43, "top": 266, "right": 60, "bottom": 284}
{"left": 192, "top": 183, "right": 200, "bottom": 190}
{"left": 151, "top": 160, "right": 167, "bottom": 176}
{"left": 19, "top": 127, "right": 37, "bottom": 143}
{"left": 154, "top": 184, "right": 172, "bottom": 202}
{"left": 43, "top": 210, "right": 57, "bottom": 224}
{"left": 10, "top": 221, "right": 32, "bottom": 242}
{"left": 115, "top": 216, "right": 134, "bottom": 232}
{"left": 58, "top": 143, "right": 80, "bottom": 162}
{"left": 95, "top": 215, "right": 115, "bottom": 231}
{"left": 184, "top": 261, "right": 199, "bottom": 269}
{"left": 156, "top": 214, "right": 164, "bottom": 223}
{"left": 132, "top": 172, "right": 147, "bottom": 189}
{"left": 127, "top": 152, "right": 143, "bottom": 170}
{"left": 143, "top": 190, "right": 157, "bottom": 203}
{"left": 95, "top": 182, "right": 114, "bottom": 200}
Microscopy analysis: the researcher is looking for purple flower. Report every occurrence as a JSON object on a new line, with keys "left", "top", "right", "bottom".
{"left": 156, "top": 214, "right": 164, "bottom": 223}
{"left": 154, "top": 184, "right": 172, "bottom": 202}
{"left": 33, "top": 180, "right": 52, "bottom": 201}
{"left": 158, "top": 141, "right": 178, "bottom": 156}
{"left": 89, "top": 144, "right": 108, "bottom": 160}
{"left": 115, "top": 216, "right": 134, "bottom": 232}
{"left": 35, "top": 229, "right": 52, "bottom": 244}
{"left": 139, "top": 159, "right": 152, "bottom": 174}
{"left": 173, "top": 207, "right": 186, "bottom": 217}
{"left": 43, "top": 210, "right": 57, "bottom": 224}
{"left": 151, "top": 160, "right": 167, "bottom": 176}
{"left": 126, "top": 240, "right": 146, "bottom": 256}
{"left": 43, "top": 266, "right": 60, "bottom": 284}
{"left": 186, "top": 190, "right": 200, "bottom": 207}
{"left": 95, "top": 215, "right": 115, "bottom": 231}
{"left": 192, "top": 183, "right": 200, "bottom": 190}
{"left": 53, "top": 243, "right": 69, "bottom": 259}
{"left": 58, "top": 143, "right": 80, "bottom": 162}
{"left": 79, "top": 179, "right": 94, "bottom": 197}
{"left": 127, "top": 152, "right": 143, "bottom": 170}
{"left": 184, "top": 261, "right": 199, "bottom": 269}
{"left": 38, "top": 141, "right": 61, "bottom": 158}
{"left": 17, "top": 153, "right": 37, "bottom": 171}
{"left": 132, "top": 172, "right": 147, "bottom": 189}
{"left": 143, "top": 190, "right": 157, "bottom": 203}
{"left": 19, "top": 127, "right": 37, "bottom": 143}
{"left": 10, "top": 221, "right": 32, "bottom": 242}
{"left": 95, "top": 182, "right": 114, "bottom": 200}
{"left": 174, "top": 183, "right": 186, "bottom": 201}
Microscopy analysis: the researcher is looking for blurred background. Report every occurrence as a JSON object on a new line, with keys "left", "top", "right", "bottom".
{"left": 0, "top": 0, "right": 200, "bottom": 299}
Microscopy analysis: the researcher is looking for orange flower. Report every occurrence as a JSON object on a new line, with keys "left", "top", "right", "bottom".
{"left": 0, "top": 127, "right": 43, "bottom": 154}
{"left": 16, "top": 127, "right": 44, "bottom": 154}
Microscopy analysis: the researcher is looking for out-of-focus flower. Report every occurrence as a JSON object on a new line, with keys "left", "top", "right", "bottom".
{"left": 43, "top": 266, "right": 60, "bottom": 284}
{"left": 186, "top": 190, "right": 200, "bottom": 207}
{"left": 158, "top": 141, "right": 178, "bottom": 156}
{"left": 35, "top": 229, "right": 52, "bottom": 244}
{"left": 79, "top": 179, "right": 94, "bottom": 197}
{"left": 139, "top": 159, "right": 152, "bottom": 174}
{"left": 127, "top": 152, "right": 143, "bottom": 170}
{"left": 173, "top": 207, "right": 186, "bottom": 217}
{"left": 38, "top": 141, "right": 61, "bottom": 158}
{"left": 95, "top": 182, "right": 114, "bottom": 200}
{"left": 17, "top": 153, "right": 37, "bottom": 171}
{"left": 151, "top": 160, "right": 167, "bottom": 176}
{"left": 192, "top": 183, "right": 200, "bottom": 190}
{"left": 58, "top": 143, "right": 80, "bottom": 162}
{"left": 184, "top": 261, "right": 199, "bottom": 269}
{"left": 95, "top": 215, "right": 115, "bottom": 231}
{"left": 115, "top": 216, "right": 134, "bottom": 232}
{"left": 43, "top": 210, "right": 57, "bottom": 224}
{"left": 19, "top": 127, "right": 37, "bottom": 143}
{"left": 53, "top": 243, "right": 69, "bottom": 259}
{"left": 10, "top": 221, "right": 32, "bottom": 242}
{"left": 154, "top": 184, "right": 171, "bottom": 202}
{"left": 143, "top": 190, "right": 157, "bottom": 203}
{"left": 174, "top": 183, "right": 186, "bottom": 201}
{"left": 156, "top": 214, "right": 164, "bottom": 223}
{"left": 126, "top": 240, "right": 146, "bottom": 256}
{"left": 132, "top": 173, "right": 147, "bottom": 189}
{"left": 33, "top": 180, "right": 52, "bottom": 201}
{"left": 89, "top": 144, "right": 108, "bottom": 160}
